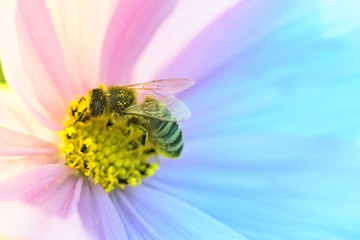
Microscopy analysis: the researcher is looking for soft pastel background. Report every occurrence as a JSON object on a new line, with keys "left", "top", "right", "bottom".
{"left": 0, "top": 0, "right": 360, "bottom": 240}
{"left": 0, "top": 62, "right": 5, "bottom": 83}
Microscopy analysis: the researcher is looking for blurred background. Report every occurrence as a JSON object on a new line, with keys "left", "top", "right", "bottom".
{"left": 0, "top": 62, "right": 5, "bottom": 84}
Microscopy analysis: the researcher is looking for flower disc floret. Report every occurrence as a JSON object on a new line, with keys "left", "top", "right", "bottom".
{"left": 59, "top": 93, "right": 159, "bottom": 192}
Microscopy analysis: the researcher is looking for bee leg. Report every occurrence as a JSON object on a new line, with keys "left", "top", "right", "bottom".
{"left": 132, "top": 123, "right": 148, "bottom": 146}
{"left": 139, "top": 128, "right": 148, "bottom": 146}
{"left": 106, "top": 120, "right": 113, "bottom": 128}
{"left": 73, "top": 108, "right": 87, "bottom": 126}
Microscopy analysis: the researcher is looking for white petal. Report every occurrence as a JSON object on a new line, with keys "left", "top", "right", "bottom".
{"left": 0, "top": 201, "right": 94, "bottom": 240}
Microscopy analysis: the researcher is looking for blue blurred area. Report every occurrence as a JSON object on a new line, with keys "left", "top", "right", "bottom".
{"left": 180, "top": 0, "right": 360, "bottom": 142}
{"left": 157, "top": 1, "right": 360, "bottom": 239}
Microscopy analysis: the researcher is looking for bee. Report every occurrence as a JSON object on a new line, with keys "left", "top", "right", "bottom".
{"left": 75, "top": 78, "right": 194, "bottom": 158}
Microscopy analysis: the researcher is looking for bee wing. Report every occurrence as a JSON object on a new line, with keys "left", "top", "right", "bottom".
{"left": 126, "top": 78, "right": 194, "bottom": 94}
{"left": 124, "top": 96, "right": 191, "bottom": 122}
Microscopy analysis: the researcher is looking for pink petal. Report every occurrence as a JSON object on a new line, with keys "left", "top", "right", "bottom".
{"left": 0, "top": 127, "right": 59, "bottom": 156}
{"left": 100, "top": 0, "right": 177, "bottom": 85}
{"left": 0, "top": 164, "right": 74, "bottom": 202}
{"left": 78, "top": 181, "right": 127, "bottom": 240}
{"left": 0, "top": 155, "right": 60, "bottom": 182}
{"left": 0, "top": 105, "right": 61, "bottom": 179}
{"left": 0, "top": 89, "right": 59, "bottom": 143}
{"left": 0, "top": 201, "right": 95, "bottom": 240}
{"left": 16, "top": 0, "right": 75, "bottom": 101}
{"left": 0, "top": 127, "right": 55, "bottom": 148}
{"left": 32, "top": 176, "right": 83, "bottom": 217}
{"left": 0, "top": 146, "right": 58, "bottom": 156}
{"left": 44, "top": 0, "right": 120, "bottom": 93}
{"left": 0, "top": 0, "right": 73, "bottom": 129}
{"left": 133, "top": 0, "right": 239, "bottom": 81}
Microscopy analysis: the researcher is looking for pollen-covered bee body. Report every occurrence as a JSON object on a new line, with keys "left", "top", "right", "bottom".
{"left": 82, "top": 78, "right": 193, "bottom": 159}
{"left": 89, "top": 86, "right": 136, "bottom": 119}
{"left": 107, "top": 86, "right": 136, "bottom": 114}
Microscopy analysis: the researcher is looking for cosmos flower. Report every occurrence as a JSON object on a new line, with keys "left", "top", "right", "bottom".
{"left": 1, "top": 0, "right": 360, "bottom": 240}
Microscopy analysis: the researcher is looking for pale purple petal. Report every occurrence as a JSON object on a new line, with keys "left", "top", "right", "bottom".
{"left": 100, "top": 0, "right": 177, "bottom": 85}
{"left": 115, "top": 185, "right": 247, "bottom": 240}
{"left": 110, "top": 190, "right": 161, "bottom": 239}
{"left": 133, "top": 0, "right": 240, "bottom": 81}
{"left": 78, "top": 180, "right": 127, "bottom": 240}
{"left": 156, "top": 1, "right": 317, "bottom": 81}
{"left": 0, "top": 165, "right": 83, "bottom": 218}
{"left": 32, "top": 176, "right": 83, "bottom": 217}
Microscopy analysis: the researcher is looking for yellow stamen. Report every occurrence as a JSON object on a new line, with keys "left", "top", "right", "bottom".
{"left": 59, "top": 92, "right": 160, "bottom": 192}
{"left": 65, "top": 126, "right": 76, "bottom": 137}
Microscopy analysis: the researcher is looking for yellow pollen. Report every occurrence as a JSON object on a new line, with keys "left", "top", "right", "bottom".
{"left": 70, "top": 100, "right": 78, "bottom": 109}
{"left": 58, "top": 91, "right": 162, "bottom": 192}
{"left": 64, "top": 143, "right": 75, "bottom": 155}
{"left": 127, "top": 176, "right": 137, "bottom": 187}
{"left": 83, "top": 137, "right": 93, "bottom": 147}
{"left": 65, "top": 126, "right": 76, "bottom": 137}
{"left": 45, "top": 185, "right": 48, "bottom": 190}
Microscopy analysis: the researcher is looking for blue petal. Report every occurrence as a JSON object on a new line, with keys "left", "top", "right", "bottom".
{"left": 160, "top": 0, "right": 360, "bottom": 142}
{"left": 150, "top": 2, "right": 360, "bottom": 239}
{"left": 110, "top": 189, "right": 161, "bottom": 240}
{"left": 150, "top": 136, "right": 360, "bottom": 239}
{"left": 113, "top": 185, "right": 248, "bottom": 240}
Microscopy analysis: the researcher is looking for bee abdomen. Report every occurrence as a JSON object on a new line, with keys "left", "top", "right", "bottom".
{"left": 151, "top": 120, "right": 183, "bottom": 158}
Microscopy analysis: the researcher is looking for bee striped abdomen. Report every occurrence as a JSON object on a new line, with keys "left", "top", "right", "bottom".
{"left": 150, "top": 119, "right": 183, "bottom": 158}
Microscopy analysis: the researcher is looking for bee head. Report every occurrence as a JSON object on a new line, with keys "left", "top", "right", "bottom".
{"left": 89, "top": 88, "right": 106, "bottom": 117}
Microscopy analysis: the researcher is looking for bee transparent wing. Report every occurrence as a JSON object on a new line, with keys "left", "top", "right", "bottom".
{"left": 126, "top": 78, "right": 194, "bottom": 94}
{"left": 124, "top": 96, "right": 191, "bottom": 122}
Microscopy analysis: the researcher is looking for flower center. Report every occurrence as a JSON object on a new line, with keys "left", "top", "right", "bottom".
{"left": 59, "top": 86, "right": 182, "bottom": 192}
